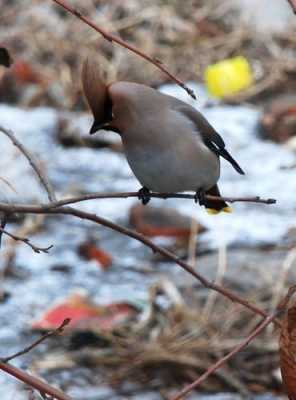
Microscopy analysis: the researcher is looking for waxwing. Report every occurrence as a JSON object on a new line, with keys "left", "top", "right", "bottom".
{"left": 82, "top": 58, "right": 244, "bottom": 213}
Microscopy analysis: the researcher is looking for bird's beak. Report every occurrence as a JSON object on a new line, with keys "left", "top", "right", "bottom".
{"left": 89, "top": 120, "right": 107, "bottom": 135}
{"left": 89, "top": 120, "right": 121, "bottom": 135}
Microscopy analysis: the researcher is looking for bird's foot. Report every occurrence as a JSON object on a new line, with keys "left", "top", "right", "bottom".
{"left": 138, "top": 187, "right": 151, "bottom": 205}
{"left": 194, "top": 189, "right": 206, "bottom": 206}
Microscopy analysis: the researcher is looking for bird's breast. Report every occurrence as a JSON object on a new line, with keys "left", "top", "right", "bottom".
{"left": 123, "top": 138, "right": 220, "bottom": 193}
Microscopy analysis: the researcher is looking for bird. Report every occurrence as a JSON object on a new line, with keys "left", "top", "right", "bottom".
{"left": 81, "top": 58, "right": 245, "bottom": 214}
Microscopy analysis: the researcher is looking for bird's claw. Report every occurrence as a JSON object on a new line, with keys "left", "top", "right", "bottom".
{"left": 138, "top": 187, "right": 151, "bottom": 205}
{"left": 194, "top": 189, "right": 206, "bottom": 206}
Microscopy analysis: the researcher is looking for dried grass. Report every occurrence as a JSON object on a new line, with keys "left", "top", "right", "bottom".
{"left": 33, "top": 276, "right": 285, "bottom": 395}
{"left": 1, "top": 0, "right": 296, "bottom": 108}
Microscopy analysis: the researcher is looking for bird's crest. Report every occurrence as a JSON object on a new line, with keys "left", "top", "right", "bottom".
{"left": 81, "top": 57, "right": 109, "bottom": 124}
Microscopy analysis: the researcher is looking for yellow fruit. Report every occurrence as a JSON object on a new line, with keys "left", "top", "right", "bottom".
{"left": 205, "top": 56, "right": 253, "bottom": 98}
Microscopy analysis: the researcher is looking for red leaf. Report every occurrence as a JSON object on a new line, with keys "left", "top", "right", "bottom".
{"left": 32, "top": 293, "right": 137, "bottom": 332}
{"left": 78, "top": 241, "right": 112, "bottom": 269}
{"left": 11, "top": 60, "right": 43, "bottom": 84}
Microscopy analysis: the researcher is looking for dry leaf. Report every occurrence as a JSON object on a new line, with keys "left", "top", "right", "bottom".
{"left": 78, "top": 240, "right": 112, "bottom": 269}
{"left": 32, "top": 292, "right": 137, "bottom": 332}
{"left": 12, "top": 60, "right": 43, "bottom": 84}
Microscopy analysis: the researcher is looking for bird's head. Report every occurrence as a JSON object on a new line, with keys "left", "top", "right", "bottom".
{"left": 82, "top": 58, "right": 165, "bottom": 135}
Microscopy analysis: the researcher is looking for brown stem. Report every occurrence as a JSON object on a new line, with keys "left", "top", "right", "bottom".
{"left": 1, "top": 319, "right": 70, "bottom": 363}
{"left": 0, "top": 126, "right": 56, "bottom": 202}
{"left": 287, "top": 0, "right": 296, "bottom": 14}
{"left": 0, "top": 227, "right": 53, "bottom": 254}
{"left": 172, "top": 285, "right": 296, "bottom": 400}
{"left": 0, "top": 361, "right": 72, "bottom": 400}
{"left": 51, "top": 191, "right": 276, "bottom": 206}
{"left": 0, "top": 200, "right": 279, "bottom": 325}
{"left": 61, "top": 205, "right": 280, "bottom": 324}
{"left": 0, "top": 192, "right": 275, "bottom": 213}
{"left": 171, "top": 312, "right": 277, "bottom": 400}
{"left": 50, "top": 0, "right": 196, "bottom": 99}
{"left": 0, "top": 320, "right": 71, "bottom": 399}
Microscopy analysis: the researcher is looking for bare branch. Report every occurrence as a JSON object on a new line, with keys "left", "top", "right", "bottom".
{"left": 50, "top": 0, "right": 196, "bottom": 100}
{"left": 0, "top": 191, "right": 274, "bottom": 213}
{"left": 0, "top": 126, "right": 56, "bottom": 202}
{"left": 171, "top": 312, "right": 277, "bottom": 400}
{"left": 37, "top": 191, "right": 276, "bottom": 207}
{"left": 0, "top": 361, "right": 72, "bottom": 400}
{"left": 61, "top": 205, "right": 281, "bottom": 324}
{"left": 287, "top": 0, "right": 296, "bottom": 14}
{"left": 0, "top": 227, "right": 53, "bottom": 254}
{"left": 0, "top": 199, "right": 279, "bottom": 324}
{"left": 1, "top": 319, "right": 70, "bottom": 363}
{"left": 0, "top": 320, "right": 71, "bottom": 400}
{"left": 171, "top": 286, "right": 296, "bottom": 400}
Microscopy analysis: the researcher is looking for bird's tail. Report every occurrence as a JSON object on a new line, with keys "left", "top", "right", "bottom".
{"left": 204, "top": 185, "right": 232, "bottom": 215}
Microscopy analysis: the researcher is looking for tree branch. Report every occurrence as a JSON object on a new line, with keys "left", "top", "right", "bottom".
{"left": 0, "top": 191, "right": 275, "bottom": 216}
{"left": 1, "top": 319, "right": 70, "bottom": 363}
{"left": 0, "top": 227, "right": 53, "bottom": 254}
{"left": 0, "top": 126, "right": 56, "bottom": 202}
{"left": 0, "top": 361, "right": 72, "bottom": 400}
{"left": 0, "top": 200, "right": 280, "bottom": 325}
{"left": 171, "top": 312, "right": 277, "bottom": 400}
{"left": 171, "top": 286, "right": 296, "bottom": 400}
{"left": 0, "top": 319, "right": 72, "bottom": 400}
{"left": 287, "top": 0, "right": 296, "bottom": 14}
{"left": 33, "top": 191, "right": 276, "bottom": 208}
{"left": 50, "top": 0, "right": 196, "bottom": 100}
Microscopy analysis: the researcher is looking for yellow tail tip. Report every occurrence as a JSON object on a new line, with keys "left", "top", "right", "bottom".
{"left": 206, "top": 208, "right": 219, "bottom": 215}
{"left": 206, "top": 206, "right": 233, "bottom": 215}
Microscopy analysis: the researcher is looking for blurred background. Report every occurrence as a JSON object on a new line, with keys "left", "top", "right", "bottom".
{"left": 0, "top": 0, "right": 296, "bottom": 399}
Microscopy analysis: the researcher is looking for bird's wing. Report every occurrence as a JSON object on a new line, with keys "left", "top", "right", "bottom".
{"left": 173, "top": 102, "right": 245, "bottom": 175}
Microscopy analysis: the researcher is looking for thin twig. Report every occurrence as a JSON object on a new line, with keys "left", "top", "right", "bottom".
{"left": 0, "top": 361, "right": 72, "bottom": 400}
{"left": 0, "top": 227, "right": 53, "bottom": 254}
{"left": 0, "top": 320, "right": 71, "bottom": 400}
{"left": 1, "top": 319, "right": 70, "bottom": 363}
{"left": 287, "top": 0, "right": 296, "bottom": 14}
{"left": 50, "top": 0, "right": 196, "bottom": 99}
{"left": 10, "top": 191, "right": 275, "bottom": 211}
{"left": 170, "top": 312, "right": 277, "bottom": 400}
{"left": 0, "top": 200, "right": 279, "bottom": 324}
{"left": 172, "top": 286, "right": 296, "bottom": 400}
{"left": 0, "top": 126, "right": 56, "bottom": 202}
{"left": 0, "top": 189, "right": 278, "bottom": 257}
